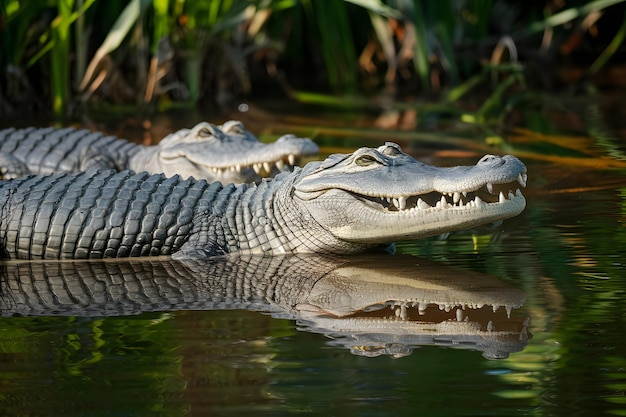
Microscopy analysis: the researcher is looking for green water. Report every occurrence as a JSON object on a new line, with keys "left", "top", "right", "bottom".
{"left": 1, "top": 96, "right": 626, "bottom": 416}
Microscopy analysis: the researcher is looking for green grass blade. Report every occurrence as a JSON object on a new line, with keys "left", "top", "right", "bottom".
{"left": 521, "top": 0, "right": 626, "bottom": 35}
{"left": 101, "top": 0, "right": 148, "bottom": 52}
{"left": 589, "top": 8, "right": 626, "bottom": 74}
{"left": 475, "top": 72, "right": 522, "bottom": 120}
{"left": 152, "top": 0, "right": 170, "bottom": 50}
{"left": 445, "top": 73, "right": 484, "bottom": 103}
{"left": 410, "top": 2, "right": 431, "bottom": 89}
{"left": 434, "top": 22, "right": 458, "bottom": 84}
{"left": 302, "top": 0, "right": 358, "bottom": 91}
{"left": 80, "top": 0, "right": 150, "bottom": 90}
{"left": 25, "top": 0, "right": 96, "bottom": 67}
{"left": 343, "top": 0, "right": 401, "bottom": 18}
{"left": 51, "top": 0, "right": 74, "bottom": 116}
{"left": 468, "top": 0, "right": 493, "bottom": 40}
{"left": 5, "top": 3, "right": 49, "bottom": 67}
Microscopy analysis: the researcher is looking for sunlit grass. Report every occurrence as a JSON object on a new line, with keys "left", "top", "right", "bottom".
{"left": 1, "top": 0, "right": 626, "bottom": 120}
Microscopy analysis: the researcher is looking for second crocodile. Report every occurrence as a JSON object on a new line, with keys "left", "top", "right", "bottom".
{"left": 0, "top": 120, "right": 319, "bottom": 183}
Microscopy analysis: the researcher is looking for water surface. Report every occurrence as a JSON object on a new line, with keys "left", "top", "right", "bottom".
{"left": 1, "top": 97, "right": 626, "bottom": 416}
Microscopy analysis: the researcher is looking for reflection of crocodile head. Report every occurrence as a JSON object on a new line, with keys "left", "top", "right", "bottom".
{"left": 0, "top": 254, "right": 529, "bottom": 358}
{"left": 298, "top": 255, "right": 529, "bottom": 359}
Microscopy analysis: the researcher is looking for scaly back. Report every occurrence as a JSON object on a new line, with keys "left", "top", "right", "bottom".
{"left": 0, "top": 169, "right": 227, "bottom": 259}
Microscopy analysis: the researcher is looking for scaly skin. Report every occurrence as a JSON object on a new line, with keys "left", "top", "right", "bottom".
{"left": 0, "top": 254, "right": 529, "bottom": 358}
{"left": 0, "top": 120, "right": 319, "bottom": 183}
{"left": 0, "top": 151, "right": 29, "bottom": 179}
{"left": 0, "top": 142, "right": 527, "bottom": 260}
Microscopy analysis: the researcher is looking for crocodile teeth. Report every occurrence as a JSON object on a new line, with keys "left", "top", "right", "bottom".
{"left": 398, "top": 196, "right": 406, "bottom": 210}
{"left": 486, "top": 182, "right": 493, "bottom": 194}
{"left": 369, "top": 181, "right": 524, "bottom": 213}
{"left": 263, "top": 162, "right": 271, "bottom": 173}
{"left": 288, "top": 154, "right": 296, "bottom": 165}
{"left": 517, "top": 172, "right": 528, "bottom": 187}
{"left": 253, "top": 164, "right": 262, "bottom": 174}
{"left": 276, "top": 160, "right": 285, "bottom": 171}
{"left": 456, "top": 309, "right": 464, "bottom": 322}
{"left": 400, "top": 305, "right": 408, "bottom": 320}
{"left": 417, "top": 198, "right": 430, "bottom": 210}
{"left": 388, "top": 197, "right": 407, "bottom": 210}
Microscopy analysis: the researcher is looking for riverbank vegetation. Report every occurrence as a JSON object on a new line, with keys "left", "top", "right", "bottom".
{"left": 1, "top": 0, "right": 626, "bottom": 122}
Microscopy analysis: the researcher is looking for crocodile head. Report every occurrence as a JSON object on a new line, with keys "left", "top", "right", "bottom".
{"left": 152, "top": 120, "right": 319, "bottom": 183}
{"left": 290, "top": 142, "right": 527, "bottom": 247}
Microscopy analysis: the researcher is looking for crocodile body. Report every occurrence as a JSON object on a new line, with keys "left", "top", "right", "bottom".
{"left": 0, "top": 121, "right": 319, "bottom": 183}
{"left": 0, "top": 254, "right": 529, "bottom": 358}
{"left": 0, "top": 142, "right": 527, "bottom": 260}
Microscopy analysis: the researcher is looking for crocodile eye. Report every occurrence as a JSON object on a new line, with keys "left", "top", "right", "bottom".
{"left": 355, "top": 155, "right": 379, "bottom": 166}
{"left": 227, "top": 125, "right": 245, "bottom": 134}
{"left": 198, "top": 127, "right": 214, "bottom": 138}
{"left": 382, "top": 145, "right": 403, "bottom": 157}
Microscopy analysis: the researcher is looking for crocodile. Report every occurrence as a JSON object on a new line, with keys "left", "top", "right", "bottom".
{"left": 0, "top": 142, "right": 527, "bottom": 260}
{"left": 0, "top": 120, "right": 319, "bottom": 183}
{"left": 0, "top": 254, "right": 530, "bottom": 359}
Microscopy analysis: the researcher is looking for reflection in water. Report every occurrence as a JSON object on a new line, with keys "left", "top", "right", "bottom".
{"left": 0, "top": 254, "right": 529, "bottom": 359}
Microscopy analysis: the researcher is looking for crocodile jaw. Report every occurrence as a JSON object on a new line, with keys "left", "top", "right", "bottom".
{"left": 158, "top": 154, "right": 300, "bottom": 183}
{"left": 298, "top": 187, "right": 526, "bottom": 243}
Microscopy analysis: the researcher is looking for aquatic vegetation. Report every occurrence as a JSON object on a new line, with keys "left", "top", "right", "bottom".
{"left": 1, "top": 0, "right": 625, "bottom": 119}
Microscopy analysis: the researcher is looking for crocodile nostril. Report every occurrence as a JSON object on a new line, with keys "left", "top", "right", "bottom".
{"left": 478, "top": 155, "right": 505, "bottom": 166}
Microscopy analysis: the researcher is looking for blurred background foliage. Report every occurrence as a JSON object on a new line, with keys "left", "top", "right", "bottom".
{"left": 1, "top": 0, "right": 626, "bottom": 120}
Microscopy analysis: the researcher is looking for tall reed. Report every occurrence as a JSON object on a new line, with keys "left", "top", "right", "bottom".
{"left": 0, "top": 0, "right": 625, "bottom": 118}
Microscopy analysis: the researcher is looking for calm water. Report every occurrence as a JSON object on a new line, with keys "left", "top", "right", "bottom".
{"left": 1, "top": 96, "right": 626, "bottom": 416}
